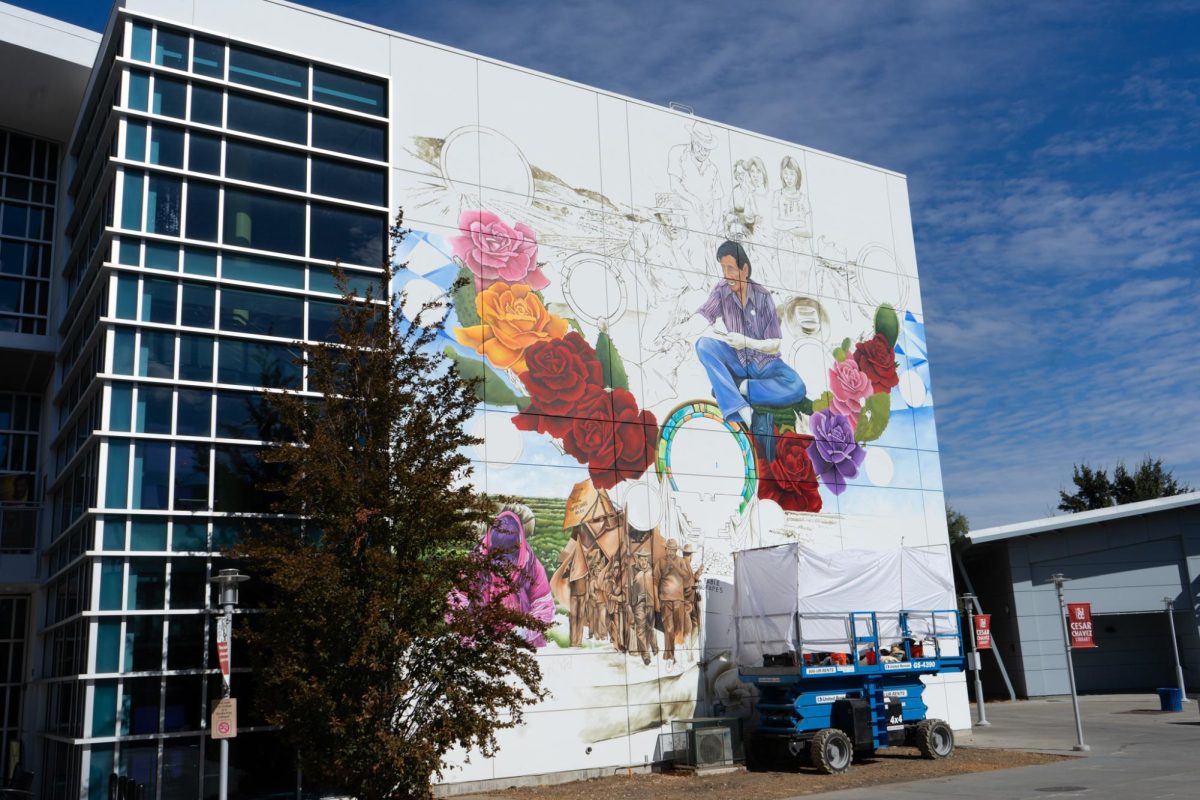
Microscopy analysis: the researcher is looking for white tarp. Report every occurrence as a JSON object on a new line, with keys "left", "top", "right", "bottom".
{"left": 734, "top": 543, "right": 956, "bottom": 668}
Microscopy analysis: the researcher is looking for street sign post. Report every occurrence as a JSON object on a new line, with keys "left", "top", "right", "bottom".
{"left": 211, "top": 698, "right": 238, "bottom": 740}
{"left": 961, "top": 594, "right": 990, "bottom": 726}
{"left": 1050, "top": 574, "right": 1089, "bottom": 751}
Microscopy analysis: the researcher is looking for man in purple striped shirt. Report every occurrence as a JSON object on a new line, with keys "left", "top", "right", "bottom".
{"left": 690, "top": 241, "right": 807, "bottom": 429}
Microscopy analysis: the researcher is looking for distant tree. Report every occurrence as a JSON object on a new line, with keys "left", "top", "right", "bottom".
{"left": 946, "top": 503, "right": 970, "bottom": 547}
{"left": 1057, "top": 464, "right": 1115, "bottom": 512}
{"left": 1112, "top": 457, "right": 1191, "bottom": 505}
{"left": 1058, "top": 458, "right": 1192, "bottom": 513}
{"left": 236, "top": 213, "right": 547, "bottom": 800}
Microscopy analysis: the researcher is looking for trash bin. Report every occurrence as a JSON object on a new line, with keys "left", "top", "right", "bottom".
{"left": 1157, "top": 687, "right": 1183, "bottom": 712}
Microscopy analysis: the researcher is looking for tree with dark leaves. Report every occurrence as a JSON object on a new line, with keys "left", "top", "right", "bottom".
{"left": 946, "top": 503, "right": 970, "bottom": 547}
{"left": 1058, "top": 457, "right": 1191, "bottom": 513}
{"left": 236, "top": 212, "right": 547, "bottom": 800}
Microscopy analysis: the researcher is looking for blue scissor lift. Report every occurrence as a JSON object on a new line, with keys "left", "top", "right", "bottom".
{"left": 738, "top": 609, "right": 965, "bottom": 774}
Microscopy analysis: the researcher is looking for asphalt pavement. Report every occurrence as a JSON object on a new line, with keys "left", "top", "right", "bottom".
{"left": 798, "top": 693, "right": 1200, "bottom": 800}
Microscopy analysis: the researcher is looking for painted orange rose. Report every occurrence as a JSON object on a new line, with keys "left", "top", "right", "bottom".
{"left": 452, "top": 282, "right": 568, "bottom": 373}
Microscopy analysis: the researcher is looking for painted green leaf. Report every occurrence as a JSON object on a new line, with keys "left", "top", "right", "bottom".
{"left": 833, "top": 347, "right": 847, "bottom": 363}
{"left": 443, "top": 346, "right": 530, "bottom": 410}
{"left": 567, "top": 317, "right": 584, "bottom": 334}
{"left": 451, "top": 265, "right": 481, "bottom": 327}
{"left": 595, "top": 331, "right": 629, "bottom": 390}
{"left": 855, "top": 392, "right": 891, "bottom": 442}
{"left": 874, "top": 304, "right": 900, "bottom": 348}
{"left": 812, "top": 391, "right": 833, "bottom": 413}
{"left": 841, "top": 337, "right": 852, "bottom": 353}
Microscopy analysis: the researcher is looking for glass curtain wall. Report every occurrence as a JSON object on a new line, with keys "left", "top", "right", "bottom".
{"left": 46, "top": 13, "right": 390, "bottom": 799}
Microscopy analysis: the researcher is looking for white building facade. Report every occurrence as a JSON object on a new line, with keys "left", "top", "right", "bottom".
{"left": 0, "top": 1, "right": 964, "bottom": 797}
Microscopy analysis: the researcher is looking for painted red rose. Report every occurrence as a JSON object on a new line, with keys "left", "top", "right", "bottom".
{"left": 558, "top": 389, "right": 658, "bottom": 490}
{"left": 852, "top": 333, "right": 899, "bottom": 394}
{"left": 518, "top": 332, "right": 603, "bottom": 415}
{"left": 758, "top": 432, "right": 823, "bottom": 513}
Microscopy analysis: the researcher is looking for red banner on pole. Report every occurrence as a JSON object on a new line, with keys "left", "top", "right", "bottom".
{"left": 974, "top": 614, "right": 992, "bottom": 649}
{"left": 1067, "top": 603, "right": 1096, "bottom": 648}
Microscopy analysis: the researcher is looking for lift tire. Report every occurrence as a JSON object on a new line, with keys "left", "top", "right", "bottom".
{"left": 810, "top": 728, "right": 853, "bottom": 774}
{"left": 915, "top": 719, "right": 954, "bottom": 759}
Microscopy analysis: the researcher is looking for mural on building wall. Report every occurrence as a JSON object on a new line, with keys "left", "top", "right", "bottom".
{"left": 391, "top": 105, "right": 942, "bottom": 765}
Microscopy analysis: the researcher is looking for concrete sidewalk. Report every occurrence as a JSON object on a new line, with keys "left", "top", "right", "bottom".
{"left": 800, "top": 694, "right": 1200, "bottom": 799}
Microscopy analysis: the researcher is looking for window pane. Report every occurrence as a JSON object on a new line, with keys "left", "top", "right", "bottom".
{"left": 187, "top": 133, "right": 220, "bottom": 174}
{"left": 177, "top": 334, "right": 213, "bottom": 382}
{"left": 121, "top": 171, "right": 144, "bottom": 230}
{"left": 103, "top": 519, "right": 127, "bottom": 549}
{"left": 128, "top": 70, "right": 150, "bottom": 112}
{"left": 154, "top": 28, "right": 188, "bottom": 70}
{"left": 130, "top": 22, "right": 152, "bottom": 62}
{"left": 185, "top": 181, "right": 219, "bottom": 241}
{"left": 125, "top": 616, "right": 164, "bottom": 673}
{"left": 309, "top": 266, "right": 383, "bottom": 296}
{"left": 119, "top": 239, "right": 141, "bottom": 266}
{"left": 125, "top": 120, "right": 147, "bottom": 161}
{"left": 149, "top": 125, "right": 184, "bottom": 168}
{"left": 189, "top": 85, "right": 223, "bottom": 126}
{"left": 166, "top": 616, "right": 205, "bottom": 668}
{"left": 310, "top": 204, "right": 385, "bottom": 266}
{"left": 228, "top": 46, "right": 308, "bottom": 97}
{"left": 115, "top": 274, "right": 138, "bottom": 319}
{"left": 152, "top": 76, "right": 187, "bottom": 118}
{"left": 127, "top": 558, "right": 167, "bottom": 609}
{"left": 172, "top": 522, "right": 207, "bottom": 551}
{"left": 105, "top": 441, "right": 130, "bottom": 508}
{"left": 311, "top": 156, "right": 386, "bottom": 205}
{"left": 135, "top": 385, "right": 173, "bottom": 434}
{"left": 192, "top": 37, "right": 224, "bottom": 78}
{"left": 217, "top": 340, "right": 300, "bottom": 389}
{"left": 138, "top": 331, "right": 175, "bottom": 378}
{"left": 220, "top": 287, "right": 303, "bottom": 338}
{"left": 216, "top": 391, "right": 280, "bottom": 441}
{"left": 100, "top": 560, "right": 124, "bottom": 612}
{"left": 141, "top": 278, "right": 177, "bottom": 324}
{"left": 145, "top": 242, "right": 179, "bottom": 271}
{"left": 163, "top": 675, "right": 204, "bottom": 736}
{"left": 221, "top": 253, "right": 304, "bottom": 289}
{"left": 109, "top": 383, "right": 133, "bottom": 431}
{"left": 175, "top": 388, "right": 211, "bottom": 436}
{"left": 96, "top": 621, "right": 120, "bottom": 672}
{"left": 225, "top": 140, "right": 306, "bottom": 191}
{"left": 174, "top": 444, "right": 210, "bottom": 510}
{"left": 132, "top": 441, "right": 170, "bottom": 509}
{"left": 180, "top": 283, "right": 215, "bottom": 329}
{"left": 222, "top": 189, "right": 304, "bottom": 254}
{"left": 312, "top": 111, "right": 385, "bottom": 160}
{"left": 183, "top": 247, "right": 217, "bottom": 276}
{"left": 213, "top": 445, "right": 281, "bottom": 511}
{"left": 92, "top": 680, "right": 118, "bottom": 736}
{"left": 312, "top": 66, "right": 387, "bottom": 116}
{"left": 113, "top": 329, "right": 136, "bottom": 374}
{"left": 226, "top": 93, "right": 307, "bottom": 144}
{"left": 146, "top": 175, "right": 182, "bottom": 235}
{"left": 130, "top": 518, "right": 167, "bottom": 550}
{"left": 308, "top": 300, "right": 339, "bottom": 342}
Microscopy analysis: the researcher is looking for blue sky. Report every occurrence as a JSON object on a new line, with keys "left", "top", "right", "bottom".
{"left": 22, "top": 0, "right": 1200, "bottom": 529}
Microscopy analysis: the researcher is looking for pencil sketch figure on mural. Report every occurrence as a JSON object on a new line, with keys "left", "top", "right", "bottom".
{"left": 668, "top": 121, "right": 724, "bottom": 234}
{"left": 772, "top": 156, "right": 813, "bottom": 294}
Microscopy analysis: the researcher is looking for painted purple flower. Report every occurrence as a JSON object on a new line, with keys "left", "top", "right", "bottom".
{"left": 806, "top": 410, "right": 865, "bottom": 496}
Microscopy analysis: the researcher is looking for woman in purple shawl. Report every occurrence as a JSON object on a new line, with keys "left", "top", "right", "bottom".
{"left": 478, "top": 509, "right": 554, "bottom": 647}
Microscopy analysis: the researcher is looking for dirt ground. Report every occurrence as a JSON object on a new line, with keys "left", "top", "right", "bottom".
{"left": 459, "top": 747, "right": 1067, "bottom": 800}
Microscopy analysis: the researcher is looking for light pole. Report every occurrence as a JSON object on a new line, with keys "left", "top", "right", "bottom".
{"left": 211, "top": 569, "right": 249, "bottom": 800}
{"left": 1163, "top": 597, "right": 1189, "bottom": 703}
{"left": 1049, "top": 573, "right": 1088, "bottom": 751}
{"left": 960, "top": 593, "right": 990, "bottom": 726}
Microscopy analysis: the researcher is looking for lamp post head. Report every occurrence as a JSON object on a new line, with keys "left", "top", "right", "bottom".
{"left": 210, "top": 568, "right": 250, "bottom": 607}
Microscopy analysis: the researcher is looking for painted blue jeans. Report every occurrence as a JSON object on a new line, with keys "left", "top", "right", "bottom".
{"left": 695, "top": 336, "right": 807, "bottom": 421}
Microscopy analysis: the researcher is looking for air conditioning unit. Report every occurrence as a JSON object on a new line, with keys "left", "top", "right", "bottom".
{"left": 694, "top": 728, "right": 734, "bottom": 766}
{"left": 669, "top": 717, "right": 743, "bottom": 769}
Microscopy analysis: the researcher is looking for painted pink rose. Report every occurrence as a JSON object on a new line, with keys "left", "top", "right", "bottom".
{"left": 451, "top": 210, "right": 548, "bottom": 292}
{"left": 828, "top": 359, "right": 873, "bottom": 430}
